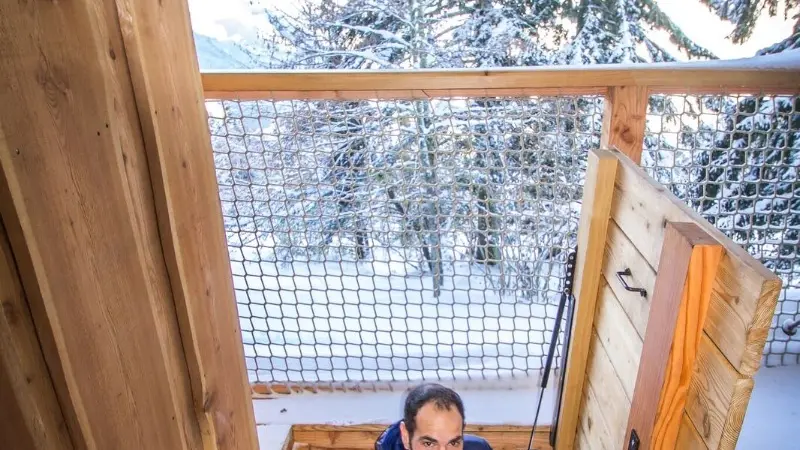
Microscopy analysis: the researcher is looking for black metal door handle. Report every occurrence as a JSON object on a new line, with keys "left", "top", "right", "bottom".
{"left": 616, "top": 268, "right": 647, "bottom": 298}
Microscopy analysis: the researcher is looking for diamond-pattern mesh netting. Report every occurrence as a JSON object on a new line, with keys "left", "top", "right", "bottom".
{"left": 206, "top": 96, "right": 603, "bottom": 384}
{"left": 643, "top": 93, "right": 800, "bottom": 366}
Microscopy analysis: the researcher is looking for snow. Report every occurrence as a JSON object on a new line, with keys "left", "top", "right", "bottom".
{"left": 237, "top": 260, "right": 561, "bottom": 384}
{"left": 737, "top": 364, "right": 800, "bottom": 449}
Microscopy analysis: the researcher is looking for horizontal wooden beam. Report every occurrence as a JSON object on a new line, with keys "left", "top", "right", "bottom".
{"left": 288, "top": 424, "right": 552, "bottom": 450}
{"left": 201, "top": 63, "right": 800, "bottom": 99}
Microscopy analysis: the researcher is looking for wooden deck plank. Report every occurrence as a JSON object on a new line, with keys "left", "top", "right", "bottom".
{"left": 556, "top": 149, "right": 619, "bottom": 450}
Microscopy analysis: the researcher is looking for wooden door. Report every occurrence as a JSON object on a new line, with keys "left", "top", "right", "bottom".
{"left": 556, "top": 148, "right": 782, "bottom": 450}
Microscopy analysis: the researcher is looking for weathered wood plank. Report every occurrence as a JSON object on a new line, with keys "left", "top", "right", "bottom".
{"left": 593, "top": 281, "right": 643, "bottom": 400}
{"left": 626, "top": 223, "right": 724, "bottom": 450}
{"left": 115, "top": 0, "right": 258, "bottom": 447}
{"left": 601, "top": 220, "right": 655, "bottom": 338}
{"left": 584, "top": 329, "right": 631, "bottom": 446}
{"left": 556, "top": 149, "right": 619, "bottom": 450}
{"left": 577, "top": 381, "right": 615, "bottom": 450}
{"left": 600, "top": 86, "right": 648, "bottom": 164}
{"left": 609, "top": 147, "right": 782, "bottom": 376}
{"left": 0, "top": 221, "right": 73, "bottom": 450}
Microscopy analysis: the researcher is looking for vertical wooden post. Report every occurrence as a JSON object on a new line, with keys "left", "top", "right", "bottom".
{"left": 601, "top": 86, "right": 649, "bottom": 164}
{"left": 115, "top": 0, "right": 258, "bottom": 447}
{"left": 555, "top": 149, "right": 619, "bottom": 450}
{"left": 0, "top": 219, "right": 73, "bottom": 450}
{"left": 0, "top": 0, "right": 255, "bottom": 448}
{"left": 625, "top": 223, "right": 724, "bottom": 449}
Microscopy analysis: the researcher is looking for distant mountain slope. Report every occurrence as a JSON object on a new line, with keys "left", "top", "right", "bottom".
{"left": 193, "top": 32, "right": 264, "bottom": 70}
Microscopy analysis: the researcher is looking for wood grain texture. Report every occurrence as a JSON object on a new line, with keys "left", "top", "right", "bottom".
{"left": 575, "top": 421, "right": 593, "bottom": 450}
{"left": 0, "top": 221, "right": 73, "bottom": 450}
{"left": 626, "top": 223, "right": 724, "bottom": 450}
{"left": 601, "top": 220, "right": 654, "bottom": 338}
{"left": 600, "top": 86, "right": 648, "bottom": 164}
{"left": 115, "top": 0, "right": 258, "bottom": 447}
{"left": 578, "top": 380, "right": 615, "bottom": 450}
{"left": 684, "top": 334, "right": 751, "bottom": 450}
{"left": 200, "top": 67, "right": 800, "bottom": 99}
{"left": 676, "top": 414, "right": 708, "bottom": 450}
{"left": 578, "top": 329, "right": 631, "bottom": 448}
{"left": 609, "top": 147, "right": 782, "bottom": 376}
{"left": 290, "top": 424, "right": 552, "bottom": 450}
{"left": 0, "top": 0, "right": 204, "bottom": 448}
{"left": 593, "top": 281, "right": 643, "bottom": 400}
{"left": 555, "top": 149, "right": 619, "bottom": 450}
{"left": 206, "top": 87, "right": 609, "bottom": 101}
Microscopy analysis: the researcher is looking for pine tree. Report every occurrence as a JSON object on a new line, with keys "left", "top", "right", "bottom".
{"left": 555, "top": 0, "right": 716, "bottom": 64}
{"left": 256, "top": 0, "right": 728, "bottom": 301}
{"left": 699, "top": 0, "right": 799, "bottom": 51}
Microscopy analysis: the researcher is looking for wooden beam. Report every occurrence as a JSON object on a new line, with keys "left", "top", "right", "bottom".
{"left": 200, "top": 66, "right": 800, "bottom": 99}
{"left": 0, "top": 220, "right": 73, "bottom": 449}
{"left": 555, "top": 148, "right": 618, "bottom": 450}
{"left": 205, "top": 87, "right": 609, "bottom": 101}
{"left": 625, "top": 223, "right": 724, "bottom": 450}
{"left": 601, "top": 86, "right": 648, "bottom": 164}
{"left": 289, "top": 424, "right": 552, "bottom": 450}
{"left": 0, "top": 0, "right": 208, "bottom": 448}
{"left": 115, "top": 0, "right": 258, "bottom": 447}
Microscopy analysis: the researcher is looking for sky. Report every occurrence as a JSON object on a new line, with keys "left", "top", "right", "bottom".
{"left": 187, "top": 0, "right": 796, "bottom": 61}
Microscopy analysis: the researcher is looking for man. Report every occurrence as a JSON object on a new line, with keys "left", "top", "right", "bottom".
{"left": 375, "top": 383, "right": 492, "bottom": 450}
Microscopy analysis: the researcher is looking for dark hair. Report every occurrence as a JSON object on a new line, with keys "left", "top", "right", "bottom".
{"left": 403, "top": 383, "right": 465, "bottom": 437}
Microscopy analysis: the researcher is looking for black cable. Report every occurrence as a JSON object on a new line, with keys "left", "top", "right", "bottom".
{"left": 528, "top": 250, "right": 576, "bottom": 450}
{"left": 527, "top": 380, "right": 549, "bottom": 450}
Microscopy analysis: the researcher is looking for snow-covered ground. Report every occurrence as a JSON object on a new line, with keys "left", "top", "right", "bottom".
{"left": 233, "top": 259, "right": 562, "bottom": 384}
{"left": 737, "top": 364, "right": 800, "bottom": 449}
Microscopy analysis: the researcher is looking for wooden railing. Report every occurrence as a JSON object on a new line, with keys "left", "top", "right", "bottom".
{"left": 198, "top": 58, "right": 799, "bottom": 450}
{"left": 201, "top": 56, "right": 800, "bottom": 166}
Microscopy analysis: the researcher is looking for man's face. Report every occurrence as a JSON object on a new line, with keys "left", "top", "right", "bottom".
{"left": 400, "top": 402, "right": 464, "bottom": 449}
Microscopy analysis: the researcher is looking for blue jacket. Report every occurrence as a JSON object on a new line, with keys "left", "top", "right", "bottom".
{"left": 375, "top": 421, "right": 492, "bottom": 450}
